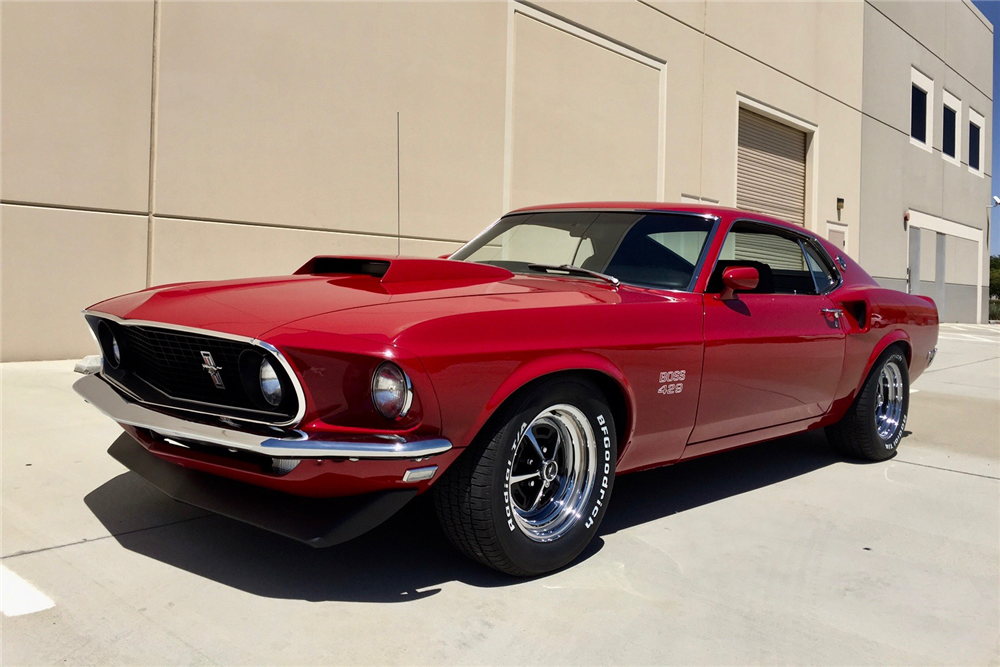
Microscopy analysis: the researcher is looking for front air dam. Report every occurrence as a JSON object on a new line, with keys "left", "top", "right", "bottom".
{"left": 107, "top": 433, "right": 418, "bottom": 548}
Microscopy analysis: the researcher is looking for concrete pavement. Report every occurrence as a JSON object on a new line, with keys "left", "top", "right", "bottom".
{"left": 2, "top": 324, "right": 998, "bottom": 665}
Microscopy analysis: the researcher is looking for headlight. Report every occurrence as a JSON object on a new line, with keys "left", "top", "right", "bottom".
{"left": 97, "top": 320, "right": 121, "bottom": 368}
{"left": 259, "top": 358, "right": 283, "bottom": 406}
{"left": 372, "top": 362, "right": 412, "bottom": 420}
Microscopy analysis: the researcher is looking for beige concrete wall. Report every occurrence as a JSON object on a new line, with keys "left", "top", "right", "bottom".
{"left": 508, "top": 12, "right": 661, "bottom": 207}
{"left": 1, "top": 205, "right": 148, "bottom": 361}
{"left": 704, "top": 1, "right": 866, "bottom": 108}
{"left": 154, "top": 1, "right": 508, "bottom": 244}
{"left": 1, "top": 1, "right": 154, "bottom": 211}
{"left": 1, "top": 0, "right": 992, "bottom": 360}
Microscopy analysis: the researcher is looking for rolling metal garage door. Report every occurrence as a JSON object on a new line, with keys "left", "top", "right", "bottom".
{"left": 737, "top": 108, "right": 807, "bottom": 226}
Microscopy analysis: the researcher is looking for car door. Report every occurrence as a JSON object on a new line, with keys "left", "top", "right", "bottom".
{"left": 689, "top": 221, "right": 846, "bottom": 444}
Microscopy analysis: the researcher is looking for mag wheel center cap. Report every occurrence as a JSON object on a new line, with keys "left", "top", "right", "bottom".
{"left": 541, "top": 460, "right": 558, "bottom": 483}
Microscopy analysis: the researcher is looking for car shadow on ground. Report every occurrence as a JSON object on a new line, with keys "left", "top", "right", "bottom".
{"left": 85, "top": 429, "right": 840, "bottom": 603}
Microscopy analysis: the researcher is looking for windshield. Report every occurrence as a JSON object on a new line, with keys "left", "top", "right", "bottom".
{"left": 450, "top": 211, "right": 716, "bottom": 291}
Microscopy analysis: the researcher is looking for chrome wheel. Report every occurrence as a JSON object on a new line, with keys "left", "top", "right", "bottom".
{"left": 874, "top": 360, "right": 905, "bottom": 440}
{"left": 507, "top": 404, "right": 597, "bottom": 543}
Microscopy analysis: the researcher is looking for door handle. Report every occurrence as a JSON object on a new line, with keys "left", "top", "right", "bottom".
{"left": 821, "top": 308, "right": 844, "bottom": 327}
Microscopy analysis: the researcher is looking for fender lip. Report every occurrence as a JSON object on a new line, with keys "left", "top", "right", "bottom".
{"left": 108, "top": 433, "right": 417, "bottom": 547}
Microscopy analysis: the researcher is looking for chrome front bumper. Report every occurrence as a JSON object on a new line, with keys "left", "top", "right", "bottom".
{"left": 73, "top": 373, "right": 452, "bottom": 460}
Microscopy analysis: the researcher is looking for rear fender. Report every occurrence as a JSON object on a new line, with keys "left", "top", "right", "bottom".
{"left": 856, "top": 331, "right": 911, "bottom": 396}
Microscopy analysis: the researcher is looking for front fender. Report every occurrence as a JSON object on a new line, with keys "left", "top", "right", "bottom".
{"left": 458, "top": 352, "right": 635, "bottom": 452}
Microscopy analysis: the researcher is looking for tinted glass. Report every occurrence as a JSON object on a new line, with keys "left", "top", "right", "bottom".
{"left": 711, "top": 224, "right": 816, "bottom": 295}
{"left": 911, "top": 85, "right": 927, "bottom": 143}
{"left": 452, "top": 211, "right": 715, "bottom": 291}
{"left": 942, "top": 105, "right": 956, "bottom": 157}
{"left": 604, "top": 218, "right": 713, "bottom": 290}
{"left": 802, "top": 242, "right": 838, "bottom": 293}
{"left": 970, "top": 122, "right": 981, "bottom": 170}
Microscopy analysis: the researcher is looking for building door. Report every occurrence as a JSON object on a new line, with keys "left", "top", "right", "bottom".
{"left": 737, "top": 108, "right": 807, "bottom": 226}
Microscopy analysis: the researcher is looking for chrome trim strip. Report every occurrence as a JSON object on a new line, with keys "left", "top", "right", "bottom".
{"left": 82, "top": 310, "right": 308, "bottom": 428}
{"left": 84, "top": 310, "right": 257, "bottom": 344}
{"left": 101, "top": 372, "right": 297, "bottom": 427}
{"left": 505, "top": 208, "right": 721, "bottom": 219}
{"left": 73, "top": 374, "right": 452, "bottom": 460}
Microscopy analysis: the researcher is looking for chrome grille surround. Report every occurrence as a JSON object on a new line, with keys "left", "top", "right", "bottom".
{"left": 83, "top": 311, "right": 306, "bottom": 428}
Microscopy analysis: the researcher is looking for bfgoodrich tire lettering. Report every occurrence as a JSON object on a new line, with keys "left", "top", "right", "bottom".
{"left": 827, "top": 346, "right": 909, "bottom": 461}
{"left": 434, "top": 378, "right": 617, "bottom": 576}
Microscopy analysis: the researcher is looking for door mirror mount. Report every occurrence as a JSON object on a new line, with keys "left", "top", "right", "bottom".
{"left": 718, "top": 266, "right": 759, "bottom": 301}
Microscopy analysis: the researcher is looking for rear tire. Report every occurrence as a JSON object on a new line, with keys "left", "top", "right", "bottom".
{"left": 434, "top": 378, "right": 617, "bottom": 576}
{"left": 827, "top": 346, "right": 909, "bottom": 461}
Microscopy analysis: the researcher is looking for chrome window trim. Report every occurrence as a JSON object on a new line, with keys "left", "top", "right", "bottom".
{"left": 504, "top": 208, "right": 721, "bottom": 218}
{"left": 83, "top": 310, "right": 308, "bottom": 428}
{"left": 797, "top": 237, "right": 844, "bottom": 295}
{"left": 703, "top": 217, "right": 844, "bottom": 296}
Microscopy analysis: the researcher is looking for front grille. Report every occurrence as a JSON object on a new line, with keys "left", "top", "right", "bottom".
{"left": 85, "top": 314, "right": 300, "bottom": 425}
{"left": 120, "top": 325, "right": 254, "bottom": 407}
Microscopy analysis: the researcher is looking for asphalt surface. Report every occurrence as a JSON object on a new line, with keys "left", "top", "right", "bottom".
{"left": 2, "top": 324, "right": 998, "bottom": 665}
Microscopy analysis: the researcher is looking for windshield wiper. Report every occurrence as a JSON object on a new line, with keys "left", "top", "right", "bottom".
{"left": 527, "top": 264, "right": 620, "bottom": 288}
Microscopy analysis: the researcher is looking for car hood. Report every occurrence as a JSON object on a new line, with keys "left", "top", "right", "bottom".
{"left": 86, "top": 257, "right": 619, "bottom": 340}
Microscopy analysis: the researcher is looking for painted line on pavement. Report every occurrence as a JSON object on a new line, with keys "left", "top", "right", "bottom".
{"left": 1, "top": 564, "right": 54, "bottom": 617}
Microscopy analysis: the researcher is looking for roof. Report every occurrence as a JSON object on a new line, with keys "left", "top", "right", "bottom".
{"left": 506, "top": 201, "right": 805, "bottom": 232}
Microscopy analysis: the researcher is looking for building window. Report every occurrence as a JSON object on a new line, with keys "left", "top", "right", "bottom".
{"left": 969, "top": 123, "right": 981, "bottom": 168}
{"left": 942, "top": 106, "right": 955, "bottom": 156}
{"left": 910, "top": 68, "right": 934, "bottom": 152}
{"left": 942, "top": 90, "right": 961, "bottom": 165}
{"left": 911, "top": 85, "right": 927, "bottom": 143}
{"left": 969, "top": 108, "right": 984, "bottom": 175}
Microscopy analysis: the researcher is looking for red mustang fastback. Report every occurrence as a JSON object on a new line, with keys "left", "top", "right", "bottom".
{"left": 74, "top": 203, "right": 938, "bottom": 575}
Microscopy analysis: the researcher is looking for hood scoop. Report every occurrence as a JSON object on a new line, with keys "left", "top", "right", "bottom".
{"left": 296, "top": 257, "right": 391, "bottom": 278}
{"left": 295, "top": 256, "right": 513, "bottom": 284}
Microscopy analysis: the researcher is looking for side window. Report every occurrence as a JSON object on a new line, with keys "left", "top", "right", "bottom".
{"left": 604, "top": 215, "right": 714, "bottom": 291}
{"left": 710, "top": 223, "right": 818, "bottom": 295}
{"left": 801, "top": 242, "right": 839, "bottom": 293}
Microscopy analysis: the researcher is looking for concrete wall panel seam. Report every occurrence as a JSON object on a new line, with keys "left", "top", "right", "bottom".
{"left": 146, "top": 0, "right": 162, "bottom": 288}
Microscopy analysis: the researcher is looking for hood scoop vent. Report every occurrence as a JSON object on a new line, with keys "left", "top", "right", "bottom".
{"left": 295, "top": 256, "right": 513, "bottom": 285}
{"left": 296, "top": 257, "right": 391, "bottom": 278}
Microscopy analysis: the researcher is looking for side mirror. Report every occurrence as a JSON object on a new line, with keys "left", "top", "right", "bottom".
{"left": 718, "top": 266, "right": 759, "bottom": 301}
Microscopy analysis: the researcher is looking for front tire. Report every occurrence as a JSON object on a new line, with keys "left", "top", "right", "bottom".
{"left": 434, "top": 378, "right": 617, "bottom": 576}
{"left": 827, "top": 346, "right": 909, "bottom": 461}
